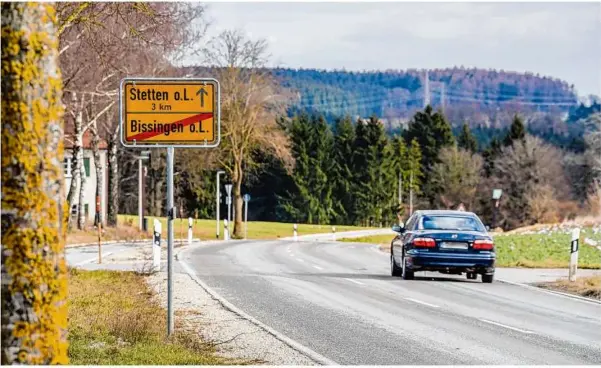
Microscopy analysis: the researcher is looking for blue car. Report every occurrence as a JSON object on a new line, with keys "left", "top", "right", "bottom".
{"left": 390, "top": 210, "right": 496, "bottom": 283}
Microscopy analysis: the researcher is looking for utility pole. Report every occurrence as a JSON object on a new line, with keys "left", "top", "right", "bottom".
{"left": 440, "top": 82, "right": 446, "bottom": 111}
{"left": 398, "top": 172, "right": 403, "bottom": 205}
{"left": 409, "top": 170, "right": 414, "bottom": 216}
{"left": 424, "top": 70, "right": 430, "bottom": 108}
{"left": 216, "top": 170, "right": 225, "bottom": 239}
{"left": 398, "top": 171, "right": 403, "bottom": 225}
{"left": 137, "top": 150, "right": 150, "bottom": 230}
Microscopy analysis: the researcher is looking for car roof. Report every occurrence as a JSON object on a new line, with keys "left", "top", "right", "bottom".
{"left": 414, "top": 210, "right": 478, "bottom": 217}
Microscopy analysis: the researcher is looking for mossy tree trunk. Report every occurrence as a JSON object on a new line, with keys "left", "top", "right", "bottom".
{"left": 1, "top": 2, "right": 68, "bottom": 365}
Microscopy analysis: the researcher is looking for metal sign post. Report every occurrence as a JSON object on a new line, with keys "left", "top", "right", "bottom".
{"left": 216, "top": 170, "right": 225, "bottom": 239}
{"left": 492, "top": 189, "right": 503, "bottom": 229}
{"left": 243, "top": 194, "right": 250, "bottom": 239}
{"left": 119, "top": 77, "right": 221, "bottom": 338}
{"left": 569, "top": 228, "right": 580, "bottom": 282}
{"left": 166, "top": 146, "right": 175, "bottom": 334}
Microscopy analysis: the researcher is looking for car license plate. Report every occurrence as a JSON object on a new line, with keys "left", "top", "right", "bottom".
{"left": 440, "top": 242, "right": 468, "bottom": 249}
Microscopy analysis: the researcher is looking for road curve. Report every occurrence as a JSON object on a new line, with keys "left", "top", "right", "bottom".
{"left": 179, "top": 239, "right": 601, "bottom": 365}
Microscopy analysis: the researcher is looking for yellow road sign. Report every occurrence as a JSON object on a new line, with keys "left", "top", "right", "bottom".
{"left": 120, "top": 78, "right": 220, "bottom": 147}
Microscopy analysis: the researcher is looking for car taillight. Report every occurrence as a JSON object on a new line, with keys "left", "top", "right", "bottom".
{"left": 413, "top": 237, "right": 436, "bottom": 248}
{"left": 473, "top": 239, "right": 494, "bottom": 250}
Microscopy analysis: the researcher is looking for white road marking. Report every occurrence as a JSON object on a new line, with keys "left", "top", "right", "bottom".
{"left": 313, "top": 265, "right": 323, "bottom": 270}
{"left": 404, "top": 297, "right": 440, "bottom": 308}
{"left": 480, "top": 319, "right": 534, "bottom": 334}
{"left": 296, "top": 258, "right": 305, "bottom": 263}
{"left": 498, "top": 278, "right": 601, "bottom": 305}
{"left": 344, "top": 278, "right": 364, "bottom": 285}
{"left": 75, "top": 252, "right": 114, "bottom": 266}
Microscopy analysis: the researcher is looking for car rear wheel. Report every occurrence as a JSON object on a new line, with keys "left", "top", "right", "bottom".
{"left": 482, "top": 273, "right": 494, "bottom": 283}
{"left": 391, "top": 253, "right": 402, "bottom": 277}
{"left": 401, "top": 254, "right": 414, "bottom": 280}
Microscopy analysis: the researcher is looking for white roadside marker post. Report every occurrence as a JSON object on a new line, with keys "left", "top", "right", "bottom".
{"left": 293, "top": 224, "right": 298, "bottom": 241}
{"left": 153, "top": 219, "right": 161, "bottom": 272}
{"left": 332, "top": 226, "right": 336, "bottom": 242}
{"left": 569, "top": 228, "right": 580, "bottom": 282}
{"left": 188, "top": 217, "right": 193, "bottom": 246}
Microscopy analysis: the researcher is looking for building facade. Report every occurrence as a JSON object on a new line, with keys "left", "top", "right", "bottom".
{"left": 64, "top": 132, "right": 108, "bottom": 225}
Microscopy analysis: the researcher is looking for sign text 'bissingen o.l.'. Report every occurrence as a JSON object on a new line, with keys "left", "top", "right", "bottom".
{"left": 119, "top": 78, "right": 220, "bottom": 148}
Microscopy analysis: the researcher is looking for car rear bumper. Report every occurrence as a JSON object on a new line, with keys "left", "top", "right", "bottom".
{"left": 406, "top": 250, "right": 495, "bottom": 274}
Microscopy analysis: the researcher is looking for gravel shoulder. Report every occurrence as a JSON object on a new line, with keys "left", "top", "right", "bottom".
{"left": 68, "top": 240, "right": 320, "bottom": 365}
{"left": 146, "top": 270, "right": 318, "bottom": 365}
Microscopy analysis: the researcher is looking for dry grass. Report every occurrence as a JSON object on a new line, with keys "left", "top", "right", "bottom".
{"left": 67, "top": 269, "right": 235, "bottom": 365}
{"left": 537, "top": 276, "right": 601, "bottom": 300}
{"left": 67, "top": 221, "right": 148, "bottom": 246}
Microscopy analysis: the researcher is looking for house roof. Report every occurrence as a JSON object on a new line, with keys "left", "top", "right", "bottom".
{"left": 64, "top": 130, "right": 108, "bottom": 150}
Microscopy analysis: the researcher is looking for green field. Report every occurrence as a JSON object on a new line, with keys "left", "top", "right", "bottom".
{"left": 340, "top": 228, "right": 601, "bottom": 269}
{"left": 68, "top": 269, "right": 236, "bottom": 365}
{"left": 119, "top": 214, "right": 374, "bottom": 240}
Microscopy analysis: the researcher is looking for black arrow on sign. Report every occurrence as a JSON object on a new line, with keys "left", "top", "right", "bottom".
{"left": 196, "top": 88, "right": 208, "bottom": 107}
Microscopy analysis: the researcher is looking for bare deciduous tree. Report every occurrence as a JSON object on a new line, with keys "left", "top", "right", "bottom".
{"left": 58, "top": 2, "right": 207, "bottom": 227}
{"left": 492, "top": 135, "right": 571, "bottom": 229}
{"left": 524, "top": 183, "right": 560, "bottom": 224}
{"left": 203, "top": 29, "right": 293, "bottom": 238}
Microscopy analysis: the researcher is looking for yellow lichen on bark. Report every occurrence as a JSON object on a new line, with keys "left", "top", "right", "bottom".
{"left": 1, "top": 2, "right": 68, "bottom": 365}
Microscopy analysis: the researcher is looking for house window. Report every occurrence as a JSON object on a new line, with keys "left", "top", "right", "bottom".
{"left": 64, "top": 158, "right": 72, "bottom": 178}
{"left": 83, "top": 157, "right": 91, "bottom": 177}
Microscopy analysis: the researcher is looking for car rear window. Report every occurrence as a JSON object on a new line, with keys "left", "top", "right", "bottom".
{"left": 418, "top": 215, "right": 485, "bottom": 232}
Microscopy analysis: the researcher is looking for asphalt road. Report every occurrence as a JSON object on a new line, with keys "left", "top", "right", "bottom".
{"left": 180, "top": 239, "right": 601, "bottom": 365}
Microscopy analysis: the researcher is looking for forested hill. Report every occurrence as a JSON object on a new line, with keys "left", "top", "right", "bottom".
{"left": 272, "top": 67, "right": 581, "bottom": 127}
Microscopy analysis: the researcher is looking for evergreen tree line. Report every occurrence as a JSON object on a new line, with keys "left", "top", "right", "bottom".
{"left": 275, "top": 114, "right": 423, "bottom": 226}
{"left": 119, "top": 105, "right": 600, "bottom": 231}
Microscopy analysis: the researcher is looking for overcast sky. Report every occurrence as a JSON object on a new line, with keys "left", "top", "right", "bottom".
{"left": 194, "top": 2, "right": 601, "bottom": 97}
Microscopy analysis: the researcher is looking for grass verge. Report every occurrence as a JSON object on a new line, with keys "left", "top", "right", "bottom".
{"left": 68, "top": 268, "right": 234, "bottom": 365}
{"left": 340, "top": 229, "right": 601, "bottom": 269}
{"left": 119, "top": 214, "right": 374, "bottom": 240}
{"left": 536, "top": 276, "right": 601, "bottom": 300}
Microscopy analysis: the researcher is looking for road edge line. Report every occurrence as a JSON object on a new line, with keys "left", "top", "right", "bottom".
{"left": 176, "top": 253, "right": 338, "bottom": 366}
{"left": 498, "top": 278, "right": 601, "bottom": 305}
